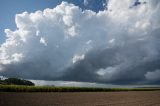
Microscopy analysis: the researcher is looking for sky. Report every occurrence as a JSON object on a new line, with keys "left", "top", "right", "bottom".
{"left": 0, "top": 0, "right": 160, "bottom": 86}
{"left": 0, "top": 0, "right": 106, "bottom": 43}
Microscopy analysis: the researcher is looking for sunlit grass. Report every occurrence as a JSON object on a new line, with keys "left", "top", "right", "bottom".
{"left": 0, "top": 84, "right": 160, "bottom": 92}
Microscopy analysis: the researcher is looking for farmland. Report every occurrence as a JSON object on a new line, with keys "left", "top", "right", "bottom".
{"left": 0, "top": 91, "right": 160, "bottom": 106}
{"left": 0, "top": 85, "right": 160, "bottom": 106}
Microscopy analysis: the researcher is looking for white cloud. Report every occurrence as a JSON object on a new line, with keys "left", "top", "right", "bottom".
{"left": 12, "top": 53, "right": 24, "bottom": 62}
{"left": 108, "top": 39, "right": 115, "bottom": 44}
{"left": 72, "top": 54, "right": 85, "bottom": 63}
{"left": 40, "top": 37, "right": 47, "bottom": 46}
{"left": 0, "top": 0, "right": 160, "bottom": 84}
{"left": 84, "top": 0, "right": 89, "bottom": 6}
{"left": 145, "top": 70, "right": 160, "bottom": 81}
{"left": 30, "top": 79, "right": 121, "bottom": 88}
{"left": 97, "top": 66, "right": 118, "bottom": 81}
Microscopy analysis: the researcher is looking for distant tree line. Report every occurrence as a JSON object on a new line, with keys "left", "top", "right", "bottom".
{"left": 0, "top": 77, "right": 34, "bottom": 86}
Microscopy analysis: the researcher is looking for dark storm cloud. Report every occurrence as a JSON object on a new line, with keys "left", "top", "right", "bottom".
{"left": 61, "top": 39, "right": 160, "bottom": 85}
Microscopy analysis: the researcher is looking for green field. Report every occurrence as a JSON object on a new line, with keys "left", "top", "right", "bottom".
{"left": 0, "top": 85, "right": 160, "bottom": 92}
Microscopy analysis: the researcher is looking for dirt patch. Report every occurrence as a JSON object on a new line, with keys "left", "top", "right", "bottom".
{"left": 0, "top": 91, "right": 160, "bottom": 106}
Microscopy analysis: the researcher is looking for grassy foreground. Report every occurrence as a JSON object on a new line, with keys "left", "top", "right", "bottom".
{"left": 0, "top": 85, "right": 160, "bottom": 92}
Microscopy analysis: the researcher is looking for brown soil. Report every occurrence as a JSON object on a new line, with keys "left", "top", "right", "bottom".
{"left": 0, "top": 91, "right": 160, "bottom": 106}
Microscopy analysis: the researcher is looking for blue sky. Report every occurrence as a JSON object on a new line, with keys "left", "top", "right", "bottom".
{"left": 0, "top": 0, "right": 106, "bottom": 44}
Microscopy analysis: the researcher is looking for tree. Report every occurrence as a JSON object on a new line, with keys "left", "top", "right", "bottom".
{"left": 4, "top": 78, "right": 34, "bottom": 86}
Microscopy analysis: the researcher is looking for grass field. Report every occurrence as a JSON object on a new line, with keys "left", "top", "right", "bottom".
{"left": 0, "top": 84, "right": 160, "bottom": 92}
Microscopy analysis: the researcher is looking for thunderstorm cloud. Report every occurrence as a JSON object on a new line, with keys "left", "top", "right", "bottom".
{"left": 0, "top": 0, "right": 160, "bottom": 85}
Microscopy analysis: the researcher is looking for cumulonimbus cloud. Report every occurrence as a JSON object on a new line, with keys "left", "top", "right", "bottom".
{"left": 0, "top": 0, "right": 160, "bottom": 85}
